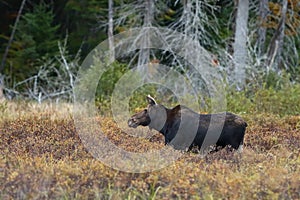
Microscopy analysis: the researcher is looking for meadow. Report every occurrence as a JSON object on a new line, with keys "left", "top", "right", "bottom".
{"left": 0, "top": 98, "right": 299, "bottom": 199}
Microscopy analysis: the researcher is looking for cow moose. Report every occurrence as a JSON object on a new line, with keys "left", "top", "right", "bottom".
{"left": 128, "top": 95, "right": 247, "bottom": 153}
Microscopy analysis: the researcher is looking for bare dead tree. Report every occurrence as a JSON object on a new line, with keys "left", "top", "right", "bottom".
{"left": 137, "top": 0, "right": 155, "bottom": 75}
{"left": 256, "top": 0, "right": 269, "bottom": 57}
{"left": 108, "top": 0, "right": 115, "bottom": 63}
{"left": 265, "top": 0, "right": 288, "bottom": 72}
{"left": 113, "top": 0, "right": 159, "bottom": 78}
{"left": 14, "top": 37, "right": 79, "bottom": 103}
{"left": 0, "top": 75, "right": 4, "bottom": 101}
{"left": 233, "top": 0, "right": 249, "bottom": 90}
{"left": 171, "top": 0, "right": 219, "bottom": 47}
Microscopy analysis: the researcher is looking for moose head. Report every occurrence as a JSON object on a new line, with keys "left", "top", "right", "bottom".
{"left": 128, "top": 95, "right": 167, "bottom": 131}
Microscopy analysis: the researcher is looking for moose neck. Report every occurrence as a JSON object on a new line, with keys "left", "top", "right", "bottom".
{"left": 148, "top": 107, "right": 173, "bottom": 136}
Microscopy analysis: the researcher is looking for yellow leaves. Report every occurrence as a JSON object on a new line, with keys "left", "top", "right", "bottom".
{"left": 8, "top": 171, "right": 19, "bottom": 181}
{"left": 269, "top": 2, "right": 281, "bottom": 16}
{"left": 115, "top": 26, "right": 126, "bottom": 33}
{"left": 288, "top": 0, "right": 300, "bottom": 11}
{"left": 163, "top": 14, "right": 172, "bottom": 21}
{"left": 166, "top": 8, "right": 176, "bottom": 15}
{"left": 266, "top": 1, "right": 300, "bottom": 36}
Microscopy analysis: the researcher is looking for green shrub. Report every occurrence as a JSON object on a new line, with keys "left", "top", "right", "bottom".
{"left": 93, "top": 60, "right": 300, "bottom": 117}
{"left": 254, "top": 84, "right": 300, "bottom": 116}
{"left": 227, "top": 84, "right": 300, "bottom": 116}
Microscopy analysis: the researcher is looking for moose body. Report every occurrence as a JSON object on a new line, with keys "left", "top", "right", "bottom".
{"left": 128, "top": 95, "right": 247, "bottom": 152}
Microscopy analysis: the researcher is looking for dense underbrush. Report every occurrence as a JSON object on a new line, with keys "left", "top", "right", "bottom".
{"left": 0, "top": 103, "right": 299, "bottom": 199}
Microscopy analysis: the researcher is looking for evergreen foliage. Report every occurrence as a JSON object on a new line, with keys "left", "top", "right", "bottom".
{"left": 6, "top": 2, "right": 60, "bottom": 82}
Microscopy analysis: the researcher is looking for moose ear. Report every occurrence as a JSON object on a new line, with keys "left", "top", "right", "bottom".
{"left": 147, "top": 95, "right": 157, "bottom": 106}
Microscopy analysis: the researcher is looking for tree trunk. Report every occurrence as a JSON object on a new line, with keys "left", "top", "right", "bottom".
{"left": 257, "top": 0, "right": 269, "bottom": 57}
{"left": 137, "top": 0, "right": 154, "bottom": 75}
{"left": 108, "top": 0, "right": 115, "bottom": 63}
{"left": 0, "top": 75, "right": 4, "bottom": 101}
{"left": 265, "top": 0, "right": 288, "bottom": 72}
{"left": 233, "top": 0, "right": 249, "bottom": 90}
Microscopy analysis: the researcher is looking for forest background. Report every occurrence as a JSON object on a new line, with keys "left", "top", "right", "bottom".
{"left": 0, "top": 0, "right": 299, "bottom": 110}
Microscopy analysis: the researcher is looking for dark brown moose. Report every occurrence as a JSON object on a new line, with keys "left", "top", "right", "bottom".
{"left": 128, "top": 95, "right": 247, "bottom": 152}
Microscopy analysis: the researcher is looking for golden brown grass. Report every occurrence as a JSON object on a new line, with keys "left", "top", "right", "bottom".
{"left": 0, "top": 102, "right": 299, "bottom": 199}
